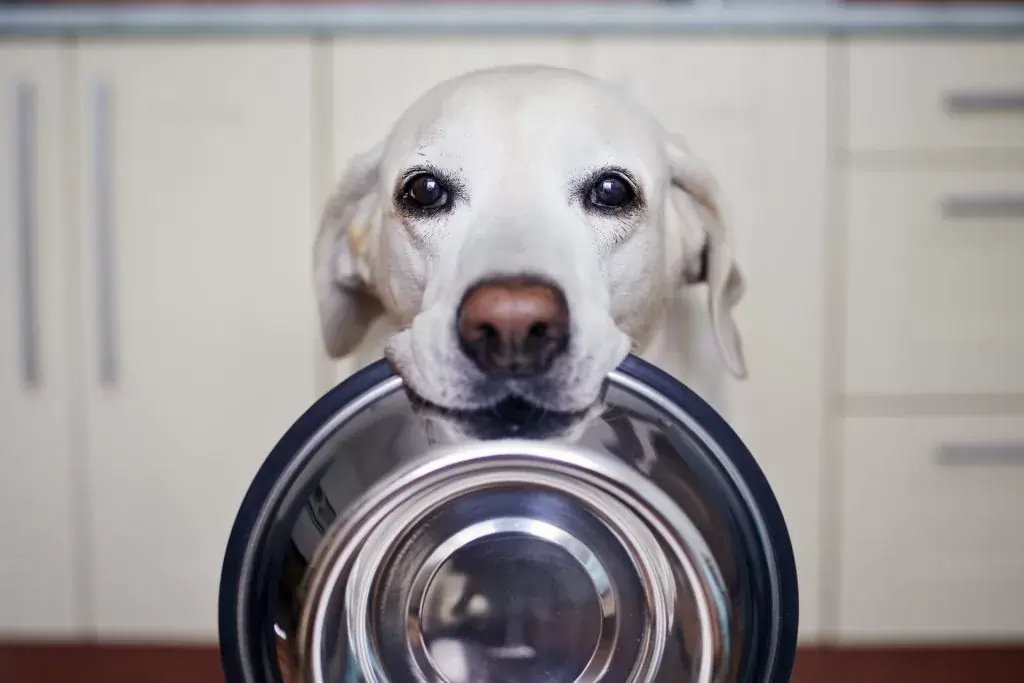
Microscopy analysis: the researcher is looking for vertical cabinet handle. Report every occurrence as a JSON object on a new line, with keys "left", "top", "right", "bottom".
{"left": 15, "top": 82, "right": 39, "bottom": 388}
{"left": 93, "top": 82, "right": 118, "bottom": 387}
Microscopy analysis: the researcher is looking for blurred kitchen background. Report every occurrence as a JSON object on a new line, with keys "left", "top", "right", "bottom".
{"left": 1, "top": 0, "right": 1023, "bottom": 681}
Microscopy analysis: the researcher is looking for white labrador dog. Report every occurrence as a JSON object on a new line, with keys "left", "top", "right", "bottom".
{"left": 299, "top": 64, "right": 749, "bottom": 682}
{"left": 314, "top": 64, "right": 746, "bottom": 437}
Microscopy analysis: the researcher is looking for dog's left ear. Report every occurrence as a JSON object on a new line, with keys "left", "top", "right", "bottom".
{"left": 664, "top": 134, "right": 748, "bottom": 379}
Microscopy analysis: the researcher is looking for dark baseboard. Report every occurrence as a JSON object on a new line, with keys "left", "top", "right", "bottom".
{"left": 0, "top": 643, "right": 223, "bottom": 683}
{"left": 791, "top": 645, "right": 1024, "bottom": 683}
{"left": 2, "top": 642, "right": 1024, "bottom": 682}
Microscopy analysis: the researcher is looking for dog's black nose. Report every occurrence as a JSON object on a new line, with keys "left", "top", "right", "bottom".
{"left": 457, "top": 277, "right": 570, "bottom": 378}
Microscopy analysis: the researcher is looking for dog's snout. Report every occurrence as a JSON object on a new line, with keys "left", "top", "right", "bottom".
{"left": 457, "top": 277, "right": 570, "bottom": 377}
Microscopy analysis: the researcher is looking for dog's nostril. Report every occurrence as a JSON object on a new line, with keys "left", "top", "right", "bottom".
{"left": 477, "top": 323, "right": 500, "bottom": 341}
{"left": 527, "top": 322, "right": 549, "bottom": 340}
{"left": 456, "top": 276, "right": 570, "bottom": 378}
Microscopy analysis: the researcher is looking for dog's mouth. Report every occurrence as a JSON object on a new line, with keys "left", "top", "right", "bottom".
{"left": 405, "top": 389, "right": 590, "bottom": 441}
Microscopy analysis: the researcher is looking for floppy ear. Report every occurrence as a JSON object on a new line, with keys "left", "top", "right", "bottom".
{"left": 664, "top": 134, "right": 748, "bottom": 379}
{"left": 314, "top": 142, "right": 386, "bottom": 358}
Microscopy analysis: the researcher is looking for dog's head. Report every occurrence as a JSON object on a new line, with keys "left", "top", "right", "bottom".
{"left": 315, "top": 65, "right": 745, "bottom": 429}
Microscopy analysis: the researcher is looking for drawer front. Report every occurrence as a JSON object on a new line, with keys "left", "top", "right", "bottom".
{"left": 842, "top": 168, "right": 1024, "bottom": 397}
{"left": 838, "top": 416, "right": 1024, "bottom": 642}
{"left": 848, "top": 39, "right": 1024, "bottom": 153}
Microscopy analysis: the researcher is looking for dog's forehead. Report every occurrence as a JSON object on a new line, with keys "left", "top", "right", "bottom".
{"left": 382, "top": 68, "right": 663, "bottom": 176}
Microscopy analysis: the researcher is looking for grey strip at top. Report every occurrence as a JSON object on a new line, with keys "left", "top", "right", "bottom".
{"left": 2, "top": 2, "right": 1024, "bottom": 37}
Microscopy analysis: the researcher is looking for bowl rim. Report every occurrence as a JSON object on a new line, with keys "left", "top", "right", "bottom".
{"left": 217, "top": 353, "right": 800, "bottom": 683}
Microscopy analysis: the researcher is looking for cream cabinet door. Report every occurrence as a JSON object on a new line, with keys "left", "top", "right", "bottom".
{"left": 0, "top": 42, "right": 80, "bottom": 638}
{"left": 589, "top": 38, "right": 829, "bottom": 640}
{"left": 327, "top": 36, "right": 589, "bottom": 384}
{"left": 842, "top": 167, "right": 1024, "bottom": 397}
{"left": 847, "top": 38, "right": 1024, "bottom": 153}
{"left": 838, "top": 415, "right": 1024, "bottom": 642}
{"left": 72, "top": 40, "right": 319, "bottom": 640}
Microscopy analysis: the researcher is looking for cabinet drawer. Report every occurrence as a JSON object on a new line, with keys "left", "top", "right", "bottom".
{"left": 847, "top": 39, "right": 1024, "bottom": 153}
{"left": 842, "top": 168, "right": 1024, "bottom": 397}
{"left": 838, "top": 415, "right": 1024, "bottom": 642}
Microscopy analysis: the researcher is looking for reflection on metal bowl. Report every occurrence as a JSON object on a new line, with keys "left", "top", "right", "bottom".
{"left": 218, "top": 354, "right": 799, "bottom": 683}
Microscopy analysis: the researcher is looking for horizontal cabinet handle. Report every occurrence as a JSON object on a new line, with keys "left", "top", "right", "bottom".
{"left": 943, "top": 89, "right": 1024, "bottom": 115}
{"left": 935, "top": 443, "right": 1024, "bottom": 466}
{"left": 940, "top": 194, "right": 1024, "bottom": 220}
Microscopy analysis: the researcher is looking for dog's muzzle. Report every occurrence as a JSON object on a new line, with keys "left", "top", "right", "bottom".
{"left": 217, "top": 355, "right": 799, "bottom": 683}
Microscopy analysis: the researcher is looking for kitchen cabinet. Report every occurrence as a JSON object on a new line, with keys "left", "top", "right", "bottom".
{"left": 836, "top": 36, "right": 1024, "bottom": 644}
{"left": 588, "top": 37, "right": 829, "bottom": 641}
{"left": 0, "top": 41, "right": 80, "bottom": 638}
{"left": 70, "top": 39, "right": 320, "bottom": 640}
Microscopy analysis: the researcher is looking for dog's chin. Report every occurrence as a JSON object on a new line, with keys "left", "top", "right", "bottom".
{"left": 404, "top": 389, "right": 592, "bottom": 441}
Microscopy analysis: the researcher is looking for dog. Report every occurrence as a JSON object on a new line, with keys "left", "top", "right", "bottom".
{"left": 294, "top": 64, "right": 748, "bottom": 681}
{"left": 314, "top": 63, "right": 747, "bottom": 441}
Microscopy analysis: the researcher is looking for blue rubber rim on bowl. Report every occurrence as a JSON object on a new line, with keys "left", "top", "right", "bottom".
{"left": 217, "top": 353, "right": 799, "bottom": 683}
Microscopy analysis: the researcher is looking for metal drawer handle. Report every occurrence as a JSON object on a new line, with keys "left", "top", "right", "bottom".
{"left": 940, "top": 194, "right": 1024, "bottom": 220}
{"left": 94, "top": 82, "right": 118, "bottom": 387}
{"left": 935, "top": 443, "right": 1024, "bottom": 466}
{"left": 15, "top": 82, "right": 39, "bottom": 388}
{"left": 944, "top": 90, "right": 1024, "bottom": 115}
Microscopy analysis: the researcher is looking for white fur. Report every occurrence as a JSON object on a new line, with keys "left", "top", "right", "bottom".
{"left": 315, "top": 65, "right": 746, "bottom": 413}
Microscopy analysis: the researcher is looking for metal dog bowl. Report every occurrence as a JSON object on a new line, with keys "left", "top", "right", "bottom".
{"left": 218, "top": 355, "right": 799, "bottom": 683}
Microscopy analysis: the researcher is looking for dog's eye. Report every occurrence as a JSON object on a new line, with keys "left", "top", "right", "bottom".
{"left": 587, "top": 174, "right": 635, "bottom": 210}
{"left": 402, "top": 173, "right": 449, "bottom": 211}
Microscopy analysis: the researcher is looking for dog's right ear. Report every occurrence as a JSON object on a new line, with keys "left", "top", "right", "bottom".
{"left": 314, "top": 142, "right": 386, "bottom": 358}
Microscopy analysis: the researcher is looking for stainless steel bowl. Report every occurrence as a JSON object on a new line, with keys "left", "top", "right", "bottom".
{"left": 218, "top": 355, "right": 799, "bottom": 683}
